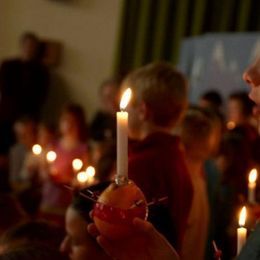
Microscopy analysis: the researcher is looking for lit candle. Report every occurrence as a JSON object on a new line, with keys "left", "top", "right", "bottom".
{"left": 248, "top": 168, "right": 258, "bottom": 204}
{"left": 77, "top": 171, "right": 88, "bottom": 184}
{"left": 72, "top": 158, "right": 83, "bottom": 172}
{"left": 86, "top": 166, "right": 95, "bottom": 184}
{"left": 116, "top": 88, "right": 132, "bottom": 185}
{"left": 237, "top": 206, "right": 247, "bottom": 255}
{"left": 46, "top": 151, "right": 57, "bottom": 163}
{"left": 32, "top": 144, "right": 42, "bottom": 156}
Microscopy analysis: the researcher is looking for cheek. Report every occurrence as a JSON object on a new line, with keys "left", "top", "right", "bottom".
{"left": 249, "top": 87, "right": 260, "bottom": 105}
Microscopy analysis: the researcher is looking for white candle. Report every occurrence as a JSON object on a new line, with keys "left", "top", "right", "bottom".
{"left": 32, "top": 144, "right": 42, "bottom": 156}
{"left": 248, "top": 168, "right": 258, "bottom": 204}
{"left": 237, "top": 206, "right": 247, "bottom": 255}
{"left": 72, "top": 158, "right": 83, "bottom": 172}
{"left": 116, "top": 88, "right": 132, "bottom": 185}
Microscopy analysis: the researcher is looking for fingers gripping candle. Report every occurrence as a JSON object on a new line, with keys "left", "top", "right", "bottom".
{"left": 116, "top": 88, "right": 132, "bottom": 186}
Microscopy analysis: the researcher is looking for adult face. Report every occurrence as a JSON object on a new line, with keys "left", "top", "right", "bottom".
{"left": 243, "top": 57, "right": 260, "bottom": 106}
{"left": 60, "top": 207, "right": 109, "bottom": 260}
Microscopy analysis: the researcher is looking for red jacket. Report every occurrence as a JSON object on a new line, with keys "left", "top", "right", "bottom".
{"left": 129, "top": 132, "right": 193, "bottom": 252}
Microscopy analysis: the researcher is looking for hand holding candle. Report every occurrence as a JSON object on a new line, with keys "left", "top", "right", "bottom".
{"left": 248, "top": 168, "right": 258, "bottom": 204}
{"left": 237, "top": 206, "right": 247, "bottom": 255}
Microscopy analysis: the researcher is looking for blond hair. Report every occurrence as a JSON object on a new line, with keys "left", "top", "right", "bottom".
{"left": 123, "top": 62, "right": 188, "bottom": 127}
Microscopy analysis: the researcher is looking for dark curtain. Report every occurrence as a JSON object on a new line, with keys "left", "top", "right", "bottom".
{"left": 113, "top": 0, "right": 260, "bottom": 75}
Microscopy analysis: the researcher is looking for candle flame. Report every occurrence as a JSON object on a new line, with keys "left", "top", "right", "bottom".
{"left": 86, "top": 166, "right": 95, "bottom": 178}
{"left": 249, "top": 168, "right": 258, "bottom": 183}
{"left": 120, "top": 88, "right": 132, "bottom": 110}
{"left": 32, "top": 144, "right": 42, "bottom": 155}
{"left": 227, "top": 121, "right": 236, "bottom": 130}
{"left": 77, "top": 171, "right": 88, "bottom": 183}
{"left": 72, "top": 158, "right": 83, "bottom": 171}
{"left": 239, "top": 206, "right": 247, "bottom": 226}
{"left": 46, "top": 151, "right": 57, "bottom": 162}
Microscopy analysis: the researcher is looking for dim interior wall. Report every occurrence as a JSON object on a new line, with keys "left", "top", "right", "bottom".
{"left": 0, "top": 0, "right": 121, "bottom": 122}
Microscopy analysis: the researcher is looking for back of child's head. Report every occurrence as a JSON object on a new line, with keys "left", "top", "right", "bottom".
{"left": 180, "top": 107, "right": 218, "bottom": 159}
{"left": 200, "top": 90, "right": 223, "bottom": 110}
{"left": 0, "top": 245, "right": 67, "bottom": 260}
{"left": 123, "top": 62, "right": 188, "bottom": 127}
{"left": 0, "top": 220, "right": 64, "bottom": 252}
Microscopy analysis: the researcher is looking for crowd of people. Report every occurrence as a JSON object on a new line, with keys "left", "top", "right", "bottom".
{"left": 0, "top": 32, "right": 260, "bottom": 260}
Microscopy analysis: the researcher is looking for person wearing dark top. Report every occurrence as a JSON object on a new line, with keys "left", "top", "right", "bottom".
{"left": 123, "top": 62, "right": 193, "bottom": 255}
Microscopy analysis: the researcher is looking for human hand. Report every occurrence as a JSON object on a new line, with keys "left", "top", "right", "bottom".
{"left": 88, "top": 217, "right": 179, "bottom": 260}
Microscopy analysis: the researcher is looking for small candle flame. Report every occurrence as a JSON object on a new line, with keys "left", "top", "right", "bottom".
{"left": 239, "top": 206, "right": 247, "bottom": 227}
{"left": 86, "top": 166, "right": 95, "bottom": 178}
{"left": 32, "top": 144, "right": 42, "bottom": 155}
{"left": 46, "top": 151, "right": 57, "bottom": 163}
{"left": 227, "top": 121, "right": 236, "bottom": 130}
{"left": 249, "top": 168, "right": 258, "bottom": 183}
{"left": 77, "top": 171, "right": 88, "bottom": 183}
{"left": 72, "top": 158, "right": 83, "bottom": 171}
{"left": 120, "top": 88, "right": 132, "bottom": 110}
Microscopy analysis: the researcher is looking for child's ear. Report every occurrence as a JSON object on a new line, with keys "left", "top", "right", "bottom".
{"left": 138, "top": 101, "right": 149, "bottom": 121}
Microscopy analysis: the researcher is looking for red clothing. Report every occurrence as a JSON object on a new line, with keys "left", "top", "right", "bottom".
{"left": 129, "top": 132, "right": 193, "bottom": 253}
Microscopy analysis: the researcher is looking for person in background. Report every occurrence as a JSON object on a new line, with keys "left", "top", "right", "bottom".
{"left": 199, "top": 90, "right": 223, "bottom": 113}
{"left": 90, "top": 78, "right": 120, "bottom": 143}
{"left": 9, "top": 117, "right": 37, "bottom": 193}
{"left": 39, "top": 104, "right": 88, "bottom": 225}
{"left": 227, "top": 91, "right": 257, "bottom": 142}
{"left": 180, "top": 107, "right": 220, "bottom": 260}
{"left": 60, "top": 184, "right": 110, "bottom": 260}
{"left": 123, "top": 62, "right": 193, "bottom": 255}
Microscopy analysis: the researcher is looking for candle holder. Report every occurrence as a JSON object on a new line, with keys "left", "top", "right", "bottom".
{"left": 93, "top": 180, "right": 148, "bottom": 240}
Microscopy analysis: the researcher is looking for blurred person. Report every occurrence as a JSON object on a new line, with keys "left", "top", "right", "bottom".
{"left": 39, "top": 104, "right": 88, "bottom": 224}
{"left": 227, "top": 91, "right": 257, "bottom": 143}
{"left": 199, "top": 90, "right": 223, "bottom": 112}
{"left": 90, "top": 78, "right": 120, "bottom": 142}
{"left": 0, "top": 33, "right": 49, "bottom": 182}
{"left": 179, "top": 107, "right": 220, "bottom": 260}
{"left": 123, "top": 62, "right": 193, "bottom": 254}
{"left": 9, "top": 117, "right": 37, "bottom": 192}
{"left": 60, "top": 184, "right": 110, "bottom": 260}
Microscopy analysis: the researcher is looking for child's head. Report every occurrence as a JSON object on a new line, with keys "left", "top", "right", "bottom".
{"left": 99, "top": 78, "right": 120, "bottom": 114}
{"left": 37, "top": 123, "right": 55, "bottom": 148}
{"left": 59, "top": 104, "right": 87, "bottom": 142}
{"left": 227, "top": 91, "right": 254, "bottom": 125}
{"left": 199, "top": 90, "right": 223, "bottom": 112}
{"left": 180, "top": 107, "right": 221, "bottom": 161}
{"left": 13, "top": 117, "right": 37, "bottom": 148}
{"left": 122, "top": 62, "right": 188, "bottom": 139}
{"left": 60, "top": 185, "right": 109, "bottom": 260}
